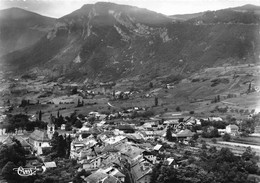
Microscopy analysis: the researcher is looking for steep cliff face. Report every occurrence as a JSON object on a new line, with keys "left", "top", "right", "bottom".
{"left": 2, "top": 3, "right": 260, "bottom": 82}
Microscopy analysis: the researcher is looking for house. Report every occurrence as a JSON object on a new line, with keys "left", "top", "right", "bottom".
{"left": 75, "top": 147, "right": 97, "bottom": 161}
{"left": 79, "top": 126, "right": 90, "bottom": 133}
{"left": 84, "top": 170, "right": 121, "bottom": 183}
{"left": 117, "top": 125, "right": 135, "bottom": 133}
{"left": 163, "top": 120, "right": 179, "bottom": 127}
{"left": 28, "top": 129, "right": 51, "bottom": 155}
{"left": 226, "top": 124, "right": 239, "bottom": 135}
{"left": 164, "top": 158, "right": 179, "bottom": 168}
{"left": 218, "top": 129, "right": 226, "bottom": 135}
{"left": 125, "top": 134, "right": 143, "bottom": 143}
{"left": 98, "top": 167, "right": 125, "bottom": 182}
{"left": 131, "top": 159, "right": 153, "bottom": 183}
{"left": 120, "top": 143, "right": 144, "bottom": 163}
{"left": 0, "top": 128, "right": 6, "bottom": 135}
{"left": 101, "top": 152, "right": 121, "bottom": 167}
{"left": 254, "top": 126, "right": 260, "bottom": 133}
{"left": 109, "top": 169, "right": 125, "bottom": 182}
{"left": 158, "top": 112, "right": 185, "bottom": 121}
{"left": 97, "top": 120, "right": 107, "bottom": 127}
{"left": 84, "top": 171, "right": 108, "bottom": 183}
{"left": 172, "top": 129, "right": 194, "bottom": 141}
{"left": 81, "top": 156, "right": 103, "bottom": 170}
{"left": 44, "top": 161, "right": 57, "bottom": 168}
{"left": 1, "top": 135, "right": 31, "bottom": 151}
{"left": 138, "top": 131, "right": 155, "bottom": 140}
{"left": 153, "top": 144, "right": 163, "bottom": 151}
{"left": 184, "top": 117, "right": 201, "bottom": 125}
{"left": 0, "top": 114, "right": 6, "bottom": 123}
{"left": 61, "top": 124, "right": 66, "bottom": 130}
{"left": 102, "top": 175, "right": 121, "bottom": 183}
{"left": 70, "top": 138, "right": 98, "bottom": 159}
{"left": 208, "top": 117, "right": 223, "bottom": 122}
{"left": 104, "top": 135, "right": 127, "bottom": 146}
{"left": 166, "top": 84, "right": 175, "bottom": 89}
{"left": 142, "top": 151, "right": 157, "bottom": 164}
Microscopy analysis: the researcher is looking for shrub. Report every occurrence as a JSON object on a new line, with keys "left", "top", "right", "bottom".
{"left": 176, "top": 106, "right": 181, "bottom": 112}
{"left": 222, "top": 133, "right": 231, "bottom": 141}
{"left": 211, "top": 138, "right": 217, "bottom": 144}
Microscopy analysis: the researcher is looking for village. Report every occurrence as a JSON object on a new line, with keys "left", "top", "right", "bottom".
{"left": 1, "top": 74, "right": 260, "bottom": 183}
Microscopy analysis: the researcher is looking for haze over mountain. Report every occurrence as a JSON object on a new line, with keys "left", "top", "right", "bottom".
{"left": 1, "top": 2, "right": 260, "bottom": 82}
{"left": 170, "top": 4, "right": 260, "bottom": 21}
{"left": 0, "top": 7, "right": 56, "bottom": 56}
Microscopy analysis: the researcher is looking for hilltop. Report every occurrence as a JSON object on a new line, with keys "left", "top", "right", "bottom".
{"left": 0, "top": 7, "right": 56, "bottom": 56}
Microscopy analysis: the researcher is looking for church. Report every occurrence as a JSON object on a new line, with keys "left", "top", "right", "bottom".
{"left": 28, "top": 115, "right": 55, "bottom": 155}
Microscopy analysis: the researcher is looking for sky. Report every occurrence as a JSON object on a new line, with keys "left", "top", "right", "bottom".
{"left": 1, "top": 0, "right": 260, "bottom": 18}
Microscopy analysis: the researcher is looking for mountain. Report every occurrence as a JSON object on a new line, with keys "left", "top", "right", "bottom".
{"left": 188, "top": 9, "right": 260, "bottom": 24}
{"left": 0, "top": 7, "right": 56, "bottom": 56}
{"left": 232, "top": 4, "right": 260, "bottom": 15}
{"left": 1, "top": 3, "right": 260, "bottom": 82}
{"left": 169, "top": 12, "right": 203, "bottom": 21}
{"left": 170, "top": 4, "right": 260, "bottom": 21}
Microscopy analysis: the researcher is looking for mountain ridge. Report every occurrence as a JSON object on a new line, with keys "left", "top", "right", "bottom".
{"left": 1, "top": 2, "right": 260, "bottom": 83}
{"left": 0, "top": 7, "right": 56, "bottom": 56}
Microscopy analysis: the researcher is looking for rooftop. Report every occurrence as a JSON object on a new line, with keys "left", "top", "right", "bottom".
{"left": 172, "top": 129, "right": 194, "bottom": 138}
{"left": 131, "top": 160, "right": 152, "bottom": 181}
{"left": 29, "top": 130, "right": 50, "bottom": 142}
{"left": 84, "top": 171, "right": 107, "bottom": 183}
{"left": 153, "top": 144, "right": 163, "bottom": 151}
{"left": 104, "top": 135, "right": 126, "bottom": 145}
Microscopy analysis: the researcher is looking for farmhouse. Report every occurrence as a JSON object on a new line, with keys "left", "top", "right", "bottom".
{"left": 226, "top": 124, "right": 239, "bottom": 135}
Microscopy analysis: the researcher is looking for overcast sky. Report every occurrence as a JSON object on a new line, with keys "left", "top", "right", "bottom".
{"left": 1, "top": 0, "right": 260, "bottom": 18}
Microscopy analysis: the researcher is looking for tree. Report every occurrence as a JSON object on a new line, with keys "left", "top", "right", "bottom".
{"left": 50, "top": 132, "right": 59, "bottom": 157}
{"left": 71, "top": 87, "right": 78, "bottom": 94}
{"left": 149, "top": 82, "right": 153, "bottom": 88}
{"left": 58, "top": 135, "right": 66, "bottom": 157}
{"left": 154, "top": 97, "right": 158, "bottom": 106}
{"left": 248, "top": 82, "right": 252, "bottom": 93}
{"left": 74, "top": 120, "right": 82, "bottom": 128}
{"left": 77, "top": 99, "right": 81, "bottom": 107}
{"left": 39, "top": 110, "right": 42, "bottom": 121}
{"left": 192, "top": 133, "right": 199, "bottom": 141}
{"left": 208, "top": 146, "right": 217, "bottom": 153}
{"left": 1, "top": 161, "right": 19, "bottom": 181}
{"left": 66, "top": 135, "right": 72, "bottom": 158}
{"left": 54, "top": 115, "right": 65, "bottom": 127}
{"left": 65, "top": 123, "right": 72, "bottom": 131}
{"left": 201, "top": 143, "right": 207, "bottom": 150}
{"left": 214, "top": 96, "right": 217, "bottom": 103}
{"left": 217, "top": 95, "right": 220, "bottom": 102}
{"left": 50, "top": 132, "right": 66, "bottom": 158}
{"left": 6, "top": 114, "right": 30, "bottom": 133}
{"left": 176, "top": 106, "right": 181, "bottom": 112}
{"left": 242, "top": 147, "right": 258, "bottom": 161}
{"left": 211, "top": 138, "right": 217, "bottom": 144}
{"left": 222, "top": 133, "right": 231, "bottom": 141}
{"left": 166, "top": 127, "right": 172, "bottom": 141}
{"left": 0, "top": 139, "right": 26, "bottom": 169}
{"left": 57, "top": 110, "right": 60, "bottom": 118}
{"left": 210, "top": 127, "right": 220, "bottom": 138}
